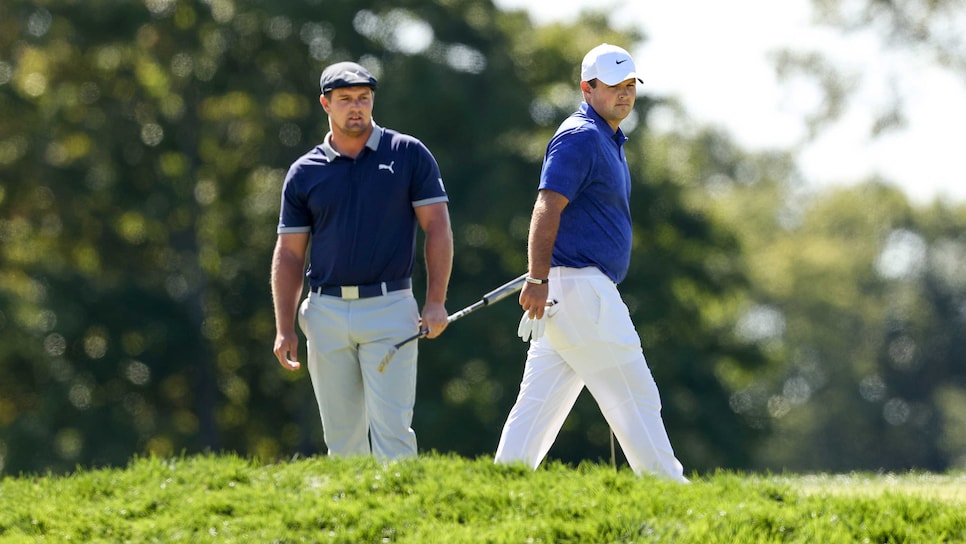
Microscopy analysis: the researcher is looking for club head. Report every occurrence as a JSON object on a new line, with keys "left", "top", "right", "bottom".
{"left": 376, "top": 346, "right": 397, "bottom": 373}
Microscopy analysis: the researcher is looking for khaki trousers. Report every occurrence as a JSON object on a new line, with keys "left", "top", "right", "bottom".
{"left": 298, "top": 289, "right": 419, "bottom": 459}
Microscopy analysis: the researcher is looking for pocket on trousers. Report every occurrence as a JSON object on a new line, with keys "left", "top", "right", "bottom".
{"left": 589, "top": 280, "right": 640, "bottom": 349}
{"left": 545, "top": 279, "right": 602, "bottom": 352}
{"left": 384, "top": 292, "right": 420, "bottom": 337}
{"left": 297, "top": 297, "right": 309, "bottom": 335}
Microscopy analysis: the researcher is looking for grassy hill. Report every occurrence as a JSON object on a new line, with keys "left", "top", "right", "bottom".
{"left": 1, "top": 453, "right": 963, "bottom": 543}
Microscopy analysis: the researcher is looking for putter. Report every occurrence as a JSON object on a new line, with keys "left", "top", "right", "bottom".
{"left": 377, "top": 273, "right": 528, "bottom": 373}
{"left": 610, "top": 428, "right": 617, "bottom": 470}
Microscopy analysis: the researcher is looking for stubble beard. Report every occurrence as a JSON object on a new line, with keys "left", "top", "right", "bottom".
{"left": 338, "top": 116, "right": 369, "bottom": 138}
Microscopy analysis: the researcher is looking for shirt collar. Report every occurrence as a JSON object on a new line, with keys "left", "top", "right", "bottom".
{"left": 320, "top": 122, "right": 383, "bottom": 161}
{"left": 580, "top": 102, "right": 628, "bottom": 145}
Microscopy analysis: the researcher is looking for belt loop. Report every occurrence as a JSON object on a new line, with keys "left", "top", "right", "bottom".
{"left": 380, "top": 282, "right": 388, "bottom": 295}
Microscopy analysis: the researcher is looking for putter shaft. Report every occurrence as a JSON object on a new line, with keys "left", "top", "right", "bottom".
{"left": 376, "top": 274, "right": 528, "bottom": 373}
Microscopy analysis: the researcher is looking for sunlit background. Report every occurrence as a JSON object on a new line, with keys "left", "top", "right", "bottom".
{"left": 496, "top": 0, "right": 966, "bottom": 204}
{"left": 2, "top": 0, "right": 965, "bottom": 477}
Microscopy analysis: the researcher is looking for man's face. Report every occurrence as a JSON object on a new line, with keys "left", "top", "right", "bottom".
{"left": 583, "top": 78, "right": 636, "bottom": 129}
{"left": 320, "top": 86, "right": 374, "bottom": 137}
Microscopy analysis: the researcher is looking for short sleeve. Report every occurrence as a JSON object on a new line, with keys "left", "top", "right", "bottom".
{"left": 538, "top": 127, "right": 596, "bottom": 201}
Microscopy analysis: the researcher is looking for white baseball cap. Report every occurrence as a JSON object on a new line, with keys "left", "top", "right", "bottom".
{"left": 580, "top": 43, "right": 642, "bottom": 86}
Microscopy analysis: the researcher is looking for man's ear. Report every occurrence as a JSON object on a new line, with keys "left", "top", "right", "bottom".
{"left": 319, "top": 94, "right": 329, "bottom": 112}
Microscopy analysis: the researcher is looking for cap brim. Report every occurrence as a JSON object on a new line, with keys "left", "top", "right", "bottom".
{"left": 323, "top": 80, "right": 377, "bottom": 93}
{"left": 597, "top": 69, "right": 642, "bottom": 86}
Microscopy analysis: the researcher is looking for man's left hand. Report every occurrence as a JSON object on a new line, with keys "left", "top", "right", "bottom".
{"left": 421, "top": 302, "right": 449, "bottom": 339}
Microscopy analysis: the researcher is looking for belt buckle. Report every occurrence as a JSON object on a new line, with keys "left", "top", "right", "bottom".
{"left": 341, "top": 286, "right": 360, "bottom": 300}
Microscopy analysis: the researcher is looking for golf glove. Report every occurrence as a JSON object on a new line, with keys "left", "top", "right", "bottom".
{"left": 517, "top": 312, "right": 547, "bottom": 342}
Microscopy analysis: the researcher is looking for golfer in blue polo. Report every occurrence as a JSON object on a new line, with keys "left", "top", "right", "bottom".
{"left": 496, "top": 44, "right": 687, "bottom": 482}
{"left": 271, "top": 61, "right": 453, "bottom": 459}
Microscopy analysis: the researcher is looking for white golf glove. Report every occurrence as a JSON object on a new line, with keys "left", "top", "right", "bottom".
{"left": 517, "top": 312, "right": 547, "bottom": 342}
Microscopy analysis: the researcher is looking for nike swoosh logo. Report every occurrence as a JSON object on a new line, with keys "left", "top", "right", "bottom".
{"left": 616, "top": 59, "right": 628, "bottom": 64}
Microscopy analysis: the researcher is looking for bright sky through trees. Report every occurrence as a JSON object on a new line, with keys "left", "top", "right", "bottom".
{"left": 494, "top": 0, "right": 966, "bottom": 205}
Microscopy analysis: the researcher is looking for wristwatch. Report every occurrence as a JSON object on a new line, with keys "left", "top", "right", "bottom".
{"left": 525, "top": 276, "right": 549, "bottom": 285}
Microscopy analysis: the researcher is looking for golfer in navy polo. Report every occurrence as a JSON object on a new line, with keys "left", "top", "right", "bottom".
{"left": 271, "top": 61, "right": 453, "bottom": 459}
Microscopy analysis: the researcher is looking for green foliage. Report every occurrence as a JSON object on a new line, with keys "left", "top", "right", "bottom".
{"left": 0, "top": 454, "right": 964, "bottom": 543}
{"left": 688, "top": 125, "right": 966, "bottom": 472}
{"left": 4, "top": 0, "right": 965, "bottom": 479}
{"left": 0, "top": 0, "right": 769, "bottom": 476}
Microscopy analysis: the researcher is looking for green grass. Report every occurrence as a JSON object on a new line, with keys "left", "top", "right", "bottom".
{"left": 1, "top": 453, "right": 964, "bottom": 543}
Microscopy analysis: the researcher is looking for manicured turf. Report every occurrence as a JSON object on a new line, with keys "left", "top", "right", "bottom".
{"left": 1, "top": 453, "right": 963, "bottom": 542}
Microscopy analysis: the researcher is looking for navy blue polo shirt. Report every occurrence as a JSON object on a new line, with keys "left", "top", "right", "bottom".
{"left": 538, "top": 102, "right": 633, "bottom": 283}
{"left": 278, "top": 123, "right": 448, "bottom": 288}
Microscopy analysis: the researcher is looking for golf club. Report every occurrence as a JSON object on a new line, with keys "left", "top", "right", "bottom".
{"left": 377, "top": 273, "right": 528, "bottom": 373}
{"left": 610, "top": 429, "right": 617, "bottom": 470}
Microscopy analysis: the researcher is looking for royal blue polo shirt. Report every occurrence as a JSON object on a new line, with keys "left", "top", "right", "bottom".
{"left": 277, "top": 123, "right": 448, "bottom": 288}
{"left": 538, "top": 102, "right": 633, "bottom": 284}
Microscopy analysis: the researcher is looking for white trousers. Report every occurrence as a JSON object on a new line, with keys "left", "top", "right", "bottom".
{"left": 298, "top": 289, "right": 419, "bottom": 459}
{"left": 495, "top": 267, "right": 687, "bottom": 482}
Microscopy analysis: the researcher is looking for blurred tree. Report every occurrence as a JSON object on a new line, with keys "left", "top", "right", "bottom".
{"left": 1, "top": 0, "right": 347, "bottom": 472}
{"left": 811, "top": 0, "right": 966, "bottom": 72}
{"left": 0, "top": 0, "right": 771, "bottom": 474}
{"left": 775, "top": 1, "right": 966, "bottom": 146}
{"left": 729, "top": 0, "right": 966, "bottom": 471}
{"left": 695, "top": 137, "right": 966, "bottom": 471}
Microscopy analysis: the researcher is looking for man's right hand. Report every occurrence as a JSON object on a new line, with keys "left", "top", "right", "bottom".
{"left": 274, "top": 330, "right": 301, "bottom": 370}
{"left": 519, "top": 282, "right": 550, "bottom": 320}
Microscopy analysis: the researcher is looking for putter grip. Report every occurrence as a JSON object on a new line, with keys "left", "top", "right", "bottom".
{"left": 482, "top": 275, "right": 527, "bottom": 305}
{"left": 380, "top": 274, "right": 526, "bottom": 373}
